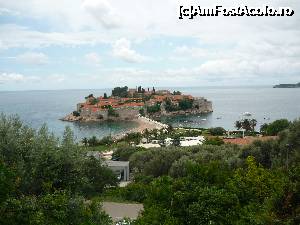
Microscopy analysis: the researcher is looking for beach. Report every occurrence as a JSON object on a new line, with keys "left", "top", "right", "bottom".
{"left": 113, "top": 116, "right": 168, "bottom": 140}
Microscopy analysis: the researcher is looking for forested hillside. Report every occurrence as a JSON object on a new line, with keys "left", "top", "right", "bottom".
{"left": 1, "top": 114, "right": 299, "bottom": 224}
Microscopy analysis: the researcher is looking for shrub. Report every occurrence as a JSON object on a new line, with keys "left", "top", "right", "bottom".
{"left": 204, "top": 137, "right": 224, "bottom": 146}
{"left": 260, "top": 119, "right": 290, "bottom": 136}
{"left": 209, "top": 127, "right": 226, "bottom": 136}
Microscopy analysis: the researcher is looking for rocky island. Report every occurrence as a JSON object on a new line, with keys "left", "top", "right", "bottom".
{"left": 273, "top": 82, "right": 300, "bottom": 88}
{"left": 61, "top": 86, "right": 213, "bottom": 123}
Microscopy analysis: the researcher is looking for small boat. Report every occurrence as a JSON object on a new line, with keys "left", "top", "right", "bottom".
{"left": 216, "top": 117, "right": 222, "bottom": 120}
{"left": 201, "top": 119, "right": 207, "bottom": 121}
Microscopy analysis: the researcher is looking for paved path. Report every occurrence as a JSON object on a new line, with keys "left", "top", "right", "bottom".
{"left": 102, "top": 202, "right": 144, "bottom": 222}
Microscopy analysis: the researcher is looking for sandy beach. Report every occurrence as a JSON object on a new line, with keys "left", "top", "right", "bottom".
{"left": 113, "top": 116, "right": 168, "bottom": 140}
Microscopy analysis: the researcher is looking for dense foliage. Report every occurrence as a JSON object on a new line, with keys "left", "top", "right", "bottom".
{"left": 108, "top": 119, "right": 300, "bottom": 225}
{"left": 208, "top": 127, "right": 226, "bottom": 136}
{"left": 2, "top": 113, "right": 300, "bottom": 224}
{"left": 112, "top": 86, "right": 129, "bottom": 98}
{"left": 146, "top": 103, "right": 161, "bottom": 114}
{"left": 260, "top": 119, "right": 290, "bottom": 136}
{"left": 178, "top": 98, "right": 194, "bottom": 110}
{"left": 0, "top": 114, "right": 117, "bottom": 225}
{"left": 164, "top": 99, "right": 178, "bottom": 112}
{"left": 164, "top": 98, "right": 194, "bottom": 112}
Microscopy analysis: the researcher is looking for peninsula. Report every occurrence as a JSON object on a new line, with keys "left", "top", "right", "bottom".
{"left": 273, "top": 82, "right": 300, "bottom": 88}
{"left": 62, "top": 86, "right": 213, "bottom": 123}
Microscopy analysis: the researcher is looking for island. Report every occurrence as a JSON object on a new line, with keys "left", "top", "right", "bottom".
{"left": 273, "top": 82, "right": 300, "bottom": 88}
{"left": 62, "top": 86, "right": 213, "bottom": 123}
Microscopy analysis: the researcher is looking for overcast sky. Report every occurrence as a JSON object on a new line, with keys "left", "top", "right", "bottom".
{"left": 0, "top": 0, "right": 299, "bottom": 90}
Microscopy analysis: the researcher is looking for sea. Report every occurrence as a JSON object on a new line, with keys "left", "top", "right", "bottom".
{"left": 0, "top": 86, "right": 299, "bottom": 141}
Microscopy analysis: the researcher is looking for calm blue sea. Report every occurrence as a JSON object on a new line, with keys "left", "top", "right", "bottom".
{"left": 0, "top": 86, "right": 299, "bottom": 141}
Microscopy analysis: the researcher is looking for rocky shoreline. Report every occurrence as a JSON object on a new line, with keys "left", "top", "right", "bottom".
{"left": 149, "top": 108, "right": 213, "bottom": 119}
{"left": 60, "top": 113, "right": 134, "bottom": 123}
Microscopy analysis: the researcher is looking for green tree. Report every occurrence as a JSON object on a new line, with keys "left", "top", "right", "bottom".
{"left": 235, "top": 119, "right": 256, "bottom": 132}
{"left": 82, "top": 157, "right": 117, "bottom": 196}
{"left": 173, "top": 91, "right": 182, "bottom": 95}
{"left": 85, "top": 93, "right": 94, "bottom": 99}
{"left": 0, "top": 114, "right": 117, "bottom": 222}
{"left": 261, "top": 119, "right": 290, "bottom": 136}
{"left": 187, "top": 187, "right": 239, "bottom": 225}
{"left": 235, "top": 120, "right": 242, "bottom": 130}
{"left": 112, "top": 86, "right": 128, "bottom": 97}
{"left": 208, "top": 127, "right": 226, "bottom": 136}
{"left": 164, "top": 99, "right": 178, "bottom": 112}
{"left": 178, "top": 98, "right": 194, "bottom": 110}
{"left": 146, "top": 103, "right": 161, "bottom": 114}
{"left": 250, "top": 119, "right": 257, "bottom": 132}
{"left": 112, "top": 146, "right": 141, "bottom": 161}
{"left": 1, "top": 191, "right": 112, "bottom": 225}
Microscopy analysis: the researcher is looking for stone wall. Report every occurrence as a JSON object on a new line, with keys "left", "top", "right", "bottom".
{"left": 114, "top": 108, "right": 140, "bottom": 120}
{"left": 79, "top": 107, "right": 140, "bottom": 121}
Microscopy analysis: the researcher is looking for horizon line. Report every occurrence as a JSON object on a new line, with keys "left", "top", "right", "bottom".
{"left": 0, "top": 84, "right": 274, "bottom": 92}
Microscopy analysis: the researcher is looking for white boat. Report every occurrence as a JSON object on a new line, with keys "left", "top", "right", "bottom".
{"left": 201, "top": 118, "right": 207, "bottom": 121}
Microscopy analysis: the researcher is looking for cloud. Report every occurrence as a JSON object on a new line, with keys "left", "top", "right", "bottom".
{"left": 0, "top": 7, "right": 20, "bottom": 16}
{"left": 0, "top": 0, "right": 299, "bottom": 89}
{"left": 0, "top": 24, "right": 110, "bottom": 48}
{"left": 0, "top": 72, "right": 39, "bottom": 83}
{"left": 0, "top": 73, "right": 25, "bottom": 83}
{"left": 81, "top": 0, "right": 120, "bottom": 29}
{"left": 112, "top": 38, "right": 146, "bottom": 63}
{"left": 84, "top": 52, "right": 101, "bottom": 65}
{"left": 16, "top": 52, "right": 49, "bottom": 65}
{"left": 46, "top": 74, "right": 66, "bottom": 83}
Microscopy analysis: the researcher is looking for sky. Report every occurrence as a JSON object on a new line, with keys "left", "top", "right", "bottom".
{"left": 0, "top": 0, "right": 299, "bottom": 90}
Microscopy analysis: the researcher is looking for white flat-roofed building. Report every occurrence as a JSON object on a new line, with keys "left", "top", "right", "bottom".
{"left": 137, "top": 143, "right": 161, "bottom": 149}
{"left": 180, "top": 136, "right": 205, "bottom": 147}
{"left": 104, "top": 160, "right": 130, "bottom": 181}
